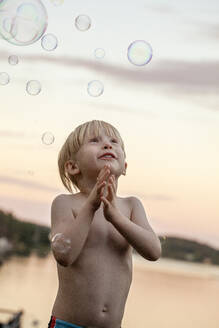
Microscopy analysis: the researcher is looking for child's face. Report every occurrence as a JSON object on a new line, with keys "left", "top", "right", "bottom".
{"left": 75, "top": 127, "right": 127, "bottom": 180}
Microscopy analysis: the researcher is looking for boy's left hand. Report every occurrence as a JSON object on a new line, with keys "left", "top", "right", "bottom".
{"left": 101, "top": 174, "right": 120, "bottom": 222}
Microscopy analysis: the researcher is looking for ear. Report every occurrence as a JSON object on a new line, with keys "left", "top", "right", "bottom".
{"left": 65, "top": 160, "right": 80, "bottom": 177}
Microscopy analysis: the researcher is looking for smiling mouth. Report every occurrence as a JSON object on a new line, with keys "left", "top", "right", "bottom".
{"left": 99, "top": 157, "right": 115, "bottom": 160}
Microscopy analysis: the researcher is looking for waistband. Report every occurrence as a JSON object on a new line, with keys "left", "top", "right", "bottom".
{"left": 48, "top": 315, "right": 122, "bottom": 328}
{"left": 48, "top": 316, "right": 86, "bottom": 328}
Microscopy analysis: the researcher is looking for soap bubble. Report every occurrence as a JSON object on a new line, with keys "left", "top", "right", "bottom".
{"left": 41, "top": 131, "right": 55, "bottom": 145}
{"left": 51, "top": 233, "right": 71, "bottom": 254}
{"left": 50, "top": 0, "right": 64, "bottom": 5}
{"left": 94, "top": 48, "right": 105, "bottom": 59}
{"left": 0, "top": 72, "right": 10, "bottom": 85}
{"left": 41, "top": 33, "right": 58, "bottom": 51}
{"left": 0, "top": 0, "right": 48, "bottom": 46}
{"left": 127, "top": 40, "right": 153, "bottom": 66}
{"left": 8, "top": 54, "right": 19, "bottom": 65}
{"left": 75, "top": 15, "right": 91, "bottom": 31}
{"left": 87, "top": 80, "right": 104, "bottom": 97}
{"left": 26, "top": 80, "right": 41, "bottom": 95}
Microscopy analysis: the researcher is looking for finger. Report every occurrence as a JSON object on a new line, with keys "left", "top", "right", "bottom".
{"left": 97, "top": 181, "right": 106, "bottom": 193}
{"left": 107, "top": 183, "right": 113, "bottom": 200}
{"left": 101, "top": 195, "right": 108, "bottom": 205}
{"left": 111, "top": 179, "right": 116, "bottom": 194}
{"left": 110, "top": 176, "right": 116, "bottom": 193}
{"left": 98, "top": 167, "right": 110, "bottom": 183}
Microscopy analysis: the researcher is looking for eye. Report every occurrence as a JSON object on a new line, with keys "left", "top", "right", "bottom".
{"left": 90, "top": 137, "right": 99, "bottom": 142}
{"left": 112, "top": 139, "right": 118, "bottom": 143}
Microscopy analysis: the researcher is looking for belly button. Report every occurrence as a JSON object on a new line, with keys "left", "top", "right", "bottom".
{"left": 102, "top": 306, "right": 108, "bottom": 312}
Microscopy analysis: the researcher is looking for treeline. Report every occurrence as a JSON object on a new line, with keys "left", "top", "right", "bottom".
{"left": 158, "top": 236, "right": 219, "bottom": 265}
{"left": 0, "top": 209, "right": 50, "bottom": 259}
{"left": 1, "top": 208, "right": 219, "bottom": 265}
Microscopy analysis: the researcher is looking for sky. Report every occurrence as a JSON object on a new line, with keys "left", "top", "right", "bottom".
{"left": 0, "top": 0, "right": 219, "bottom": 249}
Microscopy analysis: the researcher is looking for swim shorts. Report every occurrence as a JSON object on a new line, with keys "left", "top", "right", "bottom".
{"left": 48, "top": 316, "right": 86, "bottom": 328}
{"left": 48, "top": 316, "right": 122, "bottom": 328}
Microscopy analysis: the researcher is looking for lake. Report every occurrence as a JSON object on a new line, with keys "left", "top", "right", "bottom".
{"left": 0, "top": 253, "right": 219, "bottom": 328}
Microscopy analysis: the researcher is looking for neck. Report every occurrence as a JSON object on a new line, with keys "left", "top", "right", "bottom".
{"left": 78, "top": 178, "right": 118, "bottom": 198}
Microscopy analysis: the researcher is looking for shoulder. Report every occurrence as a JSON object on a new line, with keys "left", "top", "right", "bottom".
{"left": 126, "top": 196, "right": 142, "bottom": 208}
{"left": 51, "top": 193, "right": 70, "bottom": 206}
{"left": 51, "top": 193, "right": 78, "bottom": 203}
{"left": 51, "top": 194, "right": 78, "bottom": 226}
{"left": 51, "top": 193, "right": 77, "bottom": 212}
{"left": 117, "top": 196, "right": 137, "bottom": 216}
{"left": 127, "top": 196, "right": 147, "bottom": 220}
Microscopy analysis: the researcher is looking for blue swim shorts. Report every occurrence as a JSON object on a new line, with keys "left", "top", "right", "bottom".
{"left": 48, "top": 316, "right": 86, "bottom": 328}
{"left": 48, "top": 315, "right": 122, "bottom": 328}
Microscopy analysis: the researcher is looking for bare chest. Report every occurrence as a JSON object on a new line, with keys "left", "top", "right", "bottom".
{"left": 73, "top": 197, "right": 132, "bottom": 253}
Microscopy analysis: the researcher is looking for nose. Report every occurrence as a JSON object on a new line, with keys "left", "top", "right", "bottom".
{"left": 103, "top": 141, "right": 112, "bottom": 149}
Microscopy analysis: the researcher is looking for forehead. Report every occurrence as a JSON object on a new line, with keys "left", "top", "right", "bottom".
{"left": 86, "top": 126, "right": 115, "bottom": 138}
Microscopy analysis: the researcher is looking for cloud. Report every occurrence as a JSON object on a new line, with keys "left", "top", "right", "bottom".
{"left": 0, "top": 175, "right": 60, "bottom": 193}
{"left": 0, "top": 50, "right": 218, "bottom": 110}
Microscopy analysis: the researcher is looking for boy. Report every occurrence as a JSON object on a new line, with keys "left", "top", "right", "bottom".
{"left": 49, "top": 120, "right": 161, "bottom": 328}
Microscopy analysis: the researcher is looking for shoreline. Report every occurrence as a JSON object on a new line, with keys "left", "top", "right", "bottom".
{"left": 133, "top": 254, "right": 219, "bottom": 279}
{"left": 2, "top": 252, "right": 219, "bottom": 279}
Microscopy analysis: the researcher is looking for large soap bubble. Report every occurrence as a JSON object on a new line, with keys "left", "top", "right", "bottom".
{"left": 127, "top": 40, "right": 153, "bottom": 66}
{"left": 0, "top": 0, "right": 48, "bottom": 46}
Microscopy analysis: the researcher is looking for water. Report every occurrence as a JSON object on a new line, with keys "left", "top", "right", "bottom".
{"left": 0, "top": 254, "right": 219, "bottom": 328}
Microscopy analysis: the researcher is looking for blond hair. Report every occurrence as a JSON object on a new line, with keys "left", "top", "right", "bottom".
{"left": 58, "top": 120, "right": 126, "bottom": 193}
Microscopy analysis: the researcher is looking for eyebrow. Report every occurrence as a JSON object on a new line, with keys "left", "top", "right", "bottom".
{"left": 89, "top": 135, "right": 117, "bottom": 140}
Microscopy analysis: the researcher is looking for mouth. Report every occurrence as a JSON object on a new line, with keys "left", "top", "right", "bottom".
{"left": 98, "top": 152, "right": 116, "bottom": 160}
{"left": 99, "top": 157, "right": 115, "bottom": 160}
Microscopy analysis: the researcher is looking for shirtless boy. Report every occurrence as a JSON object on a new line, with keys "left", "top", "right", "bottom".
{"left": 49, "top": 120, "right": 161, "bottom": 328}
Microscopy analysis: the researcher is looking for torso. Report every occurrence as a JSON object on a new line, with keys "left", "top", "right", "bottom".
{"left": 52, "top": 194, "right": 133, "bottom": 328}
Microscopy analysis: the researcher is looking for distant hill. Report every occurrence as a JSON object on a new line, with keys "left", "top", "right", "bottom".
{"left": 158, "top": 236, "right": 219, "bottom": 265}
{"left": 0, "top": 208, "right": 219, "bottom": 266}
{"left": 0, "top": 208, "right": 50, "bottom": 261}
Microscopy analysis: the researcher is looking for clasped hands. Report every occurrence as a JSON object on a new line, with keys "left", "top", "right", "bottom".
{"left": 98, "top": 164, "right": 120, "bottom": 223}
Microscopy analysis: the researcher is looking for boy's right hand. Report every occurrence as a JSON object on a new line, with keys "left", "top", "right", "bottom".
{"left": 86, "top": 164, "right": 111, "bottom": 212}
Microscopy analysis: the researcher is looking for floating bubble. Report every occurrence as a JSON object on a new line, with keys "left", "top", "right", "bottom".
{"left": 41, "top": 33, "right": 58, "bottom": 51}
{"left": 75, "top": 15, "right": 91, "bottom": 31}
{"left": 51, "top": 233, "right": 71, "bottom": 254}
{"left": 50, "top": 0, "right": 64, "bottom": 6}
{"left": 87, "top": 80, "right": 104, "bottom": 97}
{"left": 94, "top": 48, "right": 105, "bottom": 59}
{"left": 0, "top": 72, "right": 10, "bottom": 85}
{"left": 127, "top": 40, "right": 153, "bottom": 66}
{"left": 0, "top": 0, "right": 48, "bottom": 46}
{"left": 26, "top": 80, "right": 41, "bottom": 95}
{"left": 8, "top": 54, "right": 18, "bottom": 65}
{"left": 41, "top": 131, "right": 55, "bottom": 145}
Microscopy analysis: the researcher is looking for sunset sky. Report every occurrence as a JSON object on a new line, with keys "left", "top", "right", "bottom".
{"left": 0, "top": 0, "right": 218, "bottom": 249}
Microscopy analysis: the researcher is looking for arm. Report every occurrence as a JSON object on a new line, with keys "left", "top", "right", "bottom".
{"left": 111, "top": 196, "right": 161, "bottom": 261}
{"left": 50, "top": 194, "right": 95, "bottom": 267}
